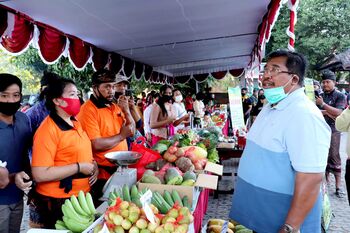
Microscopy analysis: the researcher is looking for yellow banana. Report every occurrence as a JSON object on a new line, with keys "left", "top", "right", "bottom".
{"left": 78, "top": 190, "right": 92, "bottom": 215}
{"left": 208, "top": 219, "right": 235, "bottom": 229}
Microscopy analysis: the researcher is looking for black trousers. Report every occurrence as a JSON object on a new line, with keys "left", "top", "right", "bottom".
{"left": 345, "top": 159, "right": 350, "bottom": 205}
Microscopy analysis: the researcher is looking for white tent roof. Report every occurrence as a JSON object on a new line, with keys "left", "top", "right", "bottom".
{"left": 3, "top": 0, "right": 273, "bottom": 76}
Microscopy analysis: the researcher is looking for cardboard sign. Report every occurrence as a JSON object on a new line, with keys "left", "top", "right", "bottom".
{"left": 228, "top": 87, "right": 245, "bottom": 129}
{"left": 304, "top": 78, "right": 315, "bottom": 102}
{"left": 195, "top": 174, "right": 219, "bottom": 190}
{"left": 205, "top": 161, "right": 223, "bottom": 176}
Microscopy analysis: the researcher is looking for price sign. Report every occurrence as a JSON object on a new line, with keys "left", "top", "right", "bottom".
{"left": 140, "top": 190, "right": 155, "bottom": 224}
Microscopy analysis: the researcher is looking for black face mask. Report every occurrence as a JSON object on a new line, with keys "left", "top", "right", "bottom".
{"left": 162, "top": 95, "right": 173, "bottom": 103}
{"left": 0, "top": 101, "right": 21, "bottom": 116}
{"left": 95, "top": 88, "right": 113, "bottom": 105}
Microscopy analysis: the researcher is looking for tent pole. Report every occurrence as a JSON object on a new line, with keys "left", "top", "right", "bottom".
{"left": 196, "top": 81, "right": 199, "bottom": 93}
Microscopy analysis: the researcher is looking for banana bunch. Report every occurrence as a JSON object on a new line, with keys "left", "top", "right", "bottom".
{"left": 207, "top": 219, "right": 235, "bottom": 233}
{"left": 55, "top": 191, "right": 97, "bottom": 233}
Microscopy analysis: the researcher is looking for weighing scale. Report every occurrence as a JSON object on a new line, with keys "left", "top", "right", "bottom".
{"left": 100, "top": 151, "right": 142, "bottom": 201}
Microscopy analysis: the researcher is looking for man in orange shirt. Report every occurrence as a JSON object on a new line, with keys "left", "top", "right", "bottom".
{"left": 78, "top": 69, "right": 135, "bottom": 200}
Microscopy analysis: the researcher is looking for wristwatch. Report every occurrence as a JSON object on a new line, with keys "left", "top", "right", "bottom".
{"left": 282, "top": 224, "right": 300, "bottom": 233}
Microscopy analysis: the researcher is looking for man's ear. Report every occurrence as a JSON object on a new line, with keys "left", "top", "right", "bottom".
{"left": 291, "top": 75, "right": 300, "bottom": 85}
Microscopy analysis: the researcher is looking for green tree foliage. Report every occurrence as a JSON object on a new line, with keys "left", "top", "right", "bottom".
{"left": 266, "top": 0, "right": 350, "bottom": 80}
{"left": 0, "top": 50, "right": 40, "bottom": 95}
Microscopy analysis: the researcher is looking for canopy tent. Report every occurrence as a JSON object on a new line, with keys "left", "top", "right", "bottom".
{"left": 0, "top": 0, "right": 291, "bottom": 84}
{"left": 317, "top": 48, "right": 350, "bottom": 72}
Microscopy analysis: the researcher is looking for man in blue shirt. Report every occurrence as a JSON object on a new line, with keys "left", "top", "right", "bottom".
{"left": 0, "top": 74, "right": 32, "bottom": 233}
{"left": 25, "top": 71, "right": 60, "bottom": 133}
{"left": 230, "top": 50, "right": 331, "bottom": 233}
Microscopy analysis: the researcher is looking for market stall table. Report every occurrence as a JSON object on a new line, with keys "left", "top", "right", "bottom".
{"left": 214, "top": 143, "right": 243, "bottom": 198}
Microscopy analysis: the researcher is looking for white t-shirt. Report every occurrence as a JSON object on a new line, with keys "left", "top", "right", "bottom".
{"left": 193, "top": 100, "right": 205, "bottom": 118}
{"left": 143, "top": 104, "right": 153, "bottom": 135}
{"left": 173, "top": 102, "right": 187, "bottom": 133}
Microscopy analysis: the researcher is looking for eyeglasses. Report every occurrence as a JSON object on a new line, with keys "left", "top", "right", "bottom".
{"left": 263, "top": 66, "right": 294, "bottom": 77}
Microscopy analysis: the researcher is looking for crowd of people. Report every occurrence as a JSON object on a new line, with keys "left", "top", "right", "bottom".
{"left": 0, "top": 49, "right": 350, "bottom": 233}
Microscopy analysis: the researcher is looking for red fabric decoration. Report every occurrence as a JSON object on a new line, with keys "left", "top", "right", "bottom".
{"left": 69, "top": 37, "right": 90, "bottom": 69}
{"left": 151, "top": 71, "right": 159, "bottom": 83}
{"left": 211, "top": 71, "right": 226, "bottom": 80}
{"left": 144, "top": 65, "right": 153, "bottom": 81}
{"left": 193, "top": 73, "right": 209, "bottom": 82}
{"left": 123, "top": 57, "right": 134, "bottom": 77}
{"left": 1, "top": 14, "right": 33, "bottom": 54}
{"left": 0, "top": 8, "right": 8, "bottom": 37}
{"left": 92, "top": 46, "right": 108, "bottom": 70}
{"left": 158, "top": 73, "right": 166, "bottom": 83}
{"left": 109, "top": 53, "right": 123, "bottom": 73}
{"left": 175, "top": 75, "right": 191, "bottom": 84}
{"left": 265, "top": 0, "right": 282, "bottom": 40}
{"left": 134, "top": 62, "right": 144, "bottom": 80}
{"left": 38, "top": 26, "right": 66, "bottom": 62}
{"left": 167, "top": 76, "right": 174, "bottom": 84}
{"left": 229, "top": 68, "right": 245, "bottom": 77}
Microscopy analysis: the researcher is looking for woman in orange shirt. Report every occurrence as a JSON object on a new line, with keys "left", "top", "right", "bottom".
{"left": 31, "top": 78, "right": 97, "bottom": 228}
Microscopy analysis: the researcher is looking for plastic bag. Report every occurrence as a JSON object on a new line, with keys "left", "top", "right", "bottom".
{"left": 129, "top": 137, "right": 162, "bottom": 180}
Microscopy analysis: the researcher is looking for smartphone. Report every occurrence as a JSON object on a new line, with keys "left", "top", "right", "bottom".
{"left": 125, "top": 89, "right": 133, "bottom": 97}
{"left": 314, "top": 90, "right": 320, "bottom": 98}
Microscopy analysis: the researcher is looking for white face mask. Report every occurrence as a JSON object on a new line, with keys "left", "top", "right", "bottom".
{"left": 175, "top": 95, "right": 183, "bottom": 102}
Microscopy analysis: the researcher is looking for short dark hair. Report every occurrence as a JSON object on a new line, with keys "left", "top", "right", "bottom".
{"left": 92, "top": 69, "right": 116, "bottom": 86}
{"left": 267, "top": 50, "right": 307, "bottom": 86}
{"left": 40, "top": 71, "right": 60, "bottom": 87}
{"left": 241, "top": 87, "right": 248, "bottom": 92}
{"left": 45, "top": 78, "right": 76, "bottom": 113}
{"left": 0, "top": 73, "right": 22, "bottom": 93}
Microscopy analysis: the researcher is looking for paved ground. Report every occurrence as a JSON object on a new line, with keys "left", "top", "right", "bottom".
{"left": 21, "top": 134, "right": 350, "bottom": 232}
{"left": 204, "top": 133, "right": 350, "bottom": 232}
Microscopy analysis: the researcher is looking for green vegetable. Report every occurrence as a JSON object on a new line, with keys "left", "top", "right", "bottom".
{"left": 143, "top": 169, "right": 155, "bottom": 176}
{"left": 182, "top": 196, "right": 191, "bottom": 209}
{"left": 151, "top": 191, "right": 171, "bottom": 214}
{"left": 141, "top": 175, "right": 162, "bottom": 184}
{"left": 197, "top": 142, "right": 207, "bottom": 150}
{"left": 171, "top": 190, "right": 183, "bottom": 206}
{"left": 181, "top": 179, "right": 195, "bottom": 186}
{"left": 152, "top": 143, "right": 169, "bottom": 154}
{"left": 163, "top": 190, "right": 175, "bottom": 207}
{"left": 207, "top": 148, "right": 220, "bottom": 163}
{"left": 165, "top": 168, "right": 183, "bottom": 185}
{"left": 183, "top": 171, "right": 196, "bottom": 181}
{"left": 122, "top": 184, "right": 131, "bottom": 202}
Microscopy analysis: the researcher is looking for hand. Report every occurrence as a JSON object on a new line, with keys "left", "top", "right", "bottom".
{"left": 118, "top": 96, "right": 130, "bottom": 112}
{"left": 184, "top": 114, "right": 190, "bottom": 120}
{"left": 15, "top": 171, "right": 32, "bottom": 192}
{"left": 120, "top": 123, "right": 134, "bottom": 139}
{"left": 315, "top": 96, "right": 324, "bottom": 106}
{"left": 89, "top": 161, "right": 99, "bottom": 186}
{"left": 79, "top": 162, "right": 95, "bottom": 176}
{"left": 146, "top": 133, "right": 152, "bottom": 143}
{"left": 128, "top": 97, "right": 136, "bottom": 109}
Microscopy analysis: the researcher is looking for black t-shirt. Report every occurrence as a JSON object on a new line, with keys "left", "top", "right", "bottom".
{"left": 242, "top": 97, "right": 252, "bottom": 114}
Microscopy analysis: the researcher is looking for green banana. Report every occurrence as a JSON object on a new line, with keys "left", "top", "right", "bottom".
{"left": 130, "top": 184, "right": 139, "bottom": 200}
{"left": 55, "top": 220, "right": 68, "bottom": 230}
{"left": 122, "top": 184, "right": 131, "bottom": 202}
{"left": 64, "top": 200, "right": 92, "bottom": 224}
{"left": 86, "top": 192, "right": 96, "bottom": 215}
{"left": 114, "top": 188, "right": 122, "bottom": 199}
{"left": 71, "top": 195, "right": 89, "bottom": 216}
{"left": 109, "top": 191, "right": 116, "bottom": 200}
{"left": 63, "top": 216, "right": 92, "bottom": 233}
{"left": 78, "top": 190, "right": 92, "bottom": 215}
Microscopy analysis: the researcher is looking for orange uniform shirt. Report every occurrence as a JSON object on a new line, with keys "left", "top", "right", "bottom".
{"left": 77, "top": 96, "right": 128, "bottom": 169}
{"left": 32, "top": 113, "right": 93, "bottom": 198}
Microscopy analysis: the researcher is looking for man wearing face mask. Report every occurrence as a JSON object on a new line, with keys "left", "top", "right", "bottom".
{"left": 241, "top": 87, "right": 252, "bottom": 124}
{"left": 229, "top": 50, "right": 331, "bottom": 233}
{"left": 172, "top": 89, "right": 190, "bottom": 133}
{"left": 316, "top": 70, "right": 346, "bottom": 198}
{"left": 78, "top": 69, "right": 135, "bottom": 201}
{"left": 114, "top": 74, "right": 142, "bottom": 148}
{"left": 0, "top": 74, "right": 32, "bottom": 233}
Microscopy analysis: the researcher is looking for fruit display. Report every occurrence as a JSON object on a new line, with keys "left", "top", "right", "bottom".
{"left": 140, "top": 169, "right": 196, "bottom": 186}
{"left": 98, "top": 197, "right": 194, "bottom": 233}
{"left": 98, "top": 198, "right": 162, "bottom": 233}
{"left": 205, "top": 218, "right": 253, "bottom": 233}
{"left": 55, "top": 191, "right": 97, "bottom": 232}
{"left": 108, "top": 185, "right": 192, "bottom": 214}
